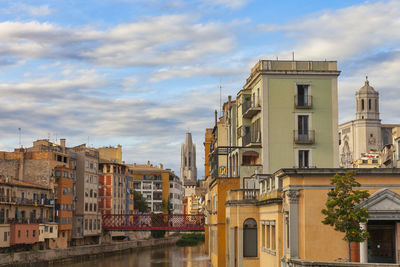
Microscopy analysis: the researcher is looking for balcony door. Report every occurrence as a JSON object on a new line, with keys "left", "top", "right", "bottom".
{"left": 298, "top": 115, "right": 309, "bottom": 141}
{"left": 297, "top": 84, "right": 309, "bottom": 107}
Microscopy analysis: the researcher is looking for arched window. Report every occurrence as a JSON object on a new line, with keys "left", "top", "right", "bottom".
{"left": 236, "top": 153, "right": 239, "bottom": 176}
{"left": 361, "top": 99, "right": 364, "bottom": 110}
{"left": 368, "top": 99, "right": 371, "bottom": 110}
{"left": 243, "top": 218, "right": 258, "bottom": 257}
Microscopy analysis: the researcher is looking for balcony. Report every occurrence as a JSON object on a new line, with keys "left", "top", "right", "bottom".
{"left": 294, "top": 130, "right": 315, "bottom": 144}
{"left": 294, "top": 95, "right": 312, "bottom": 109}
{"left": 0, "top": 196, "right": 54, "bottom": 206}
{"left": 242, "top": 130, "right": 261, "bottom": 147}
{"left": 242, "top": 100, "right": 261, "bottom": 118}
{"left": 226, "top": 189, "right": 259, "bottom": 205}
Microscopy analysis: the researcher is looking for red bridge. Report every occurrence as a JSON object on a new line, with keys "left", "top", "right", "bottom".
{"left": 102, "top": 214, "right": 205, "bottom": 231}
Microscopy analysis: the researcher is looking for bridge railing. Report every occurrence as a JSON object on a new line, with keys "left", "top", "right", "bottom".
{"left": 102, "top": 214, "right": 205, "bottom": 231}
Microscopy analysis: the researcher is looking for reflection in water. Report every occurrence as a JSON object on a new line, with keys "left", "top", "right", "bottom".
{"left": 59, "top": 243, "right": 209, "bottom": 267}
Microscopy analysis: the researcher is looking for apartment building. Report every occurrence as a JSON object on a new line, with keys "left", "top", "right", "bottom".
{"left": 68, "top": 145, "right": 102, "bottom": 245}
{"left": 129, "top": 162, "right": 180, "bottom": 214}
{"left": 99, "top": 160, "right": 130, "bottom": 215}
{"left": 0, "top": 176, "right": 56, "bottom": 251}
{"left": 169, "top": 173, "right": 183, "bottom": 214}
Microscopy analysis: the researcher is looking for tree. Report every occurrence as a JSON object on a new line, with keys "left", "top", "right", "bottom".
{"left": 133, "top": 190, "right": 148, "bottom": 213}
{"left": 321, "top": 170, "right": 370, "bottom": 262}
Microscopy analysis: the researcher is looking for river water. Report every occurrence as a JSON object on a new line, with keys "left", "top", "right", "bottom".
{"left": 58, "top": 243, "right": 209, "bottom": 267}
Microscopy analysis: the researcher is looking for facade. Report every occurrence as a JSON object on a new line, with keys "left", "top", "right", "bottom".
{"left": 69, "top": 145, "right": 102, "bottom": 245}
{"left": 339, "top": 79, "right": 400, "bottom": 167}
{"left": 129, "top": 162, "right": 181, "bottom": 214}
{"left": 99, "top": 160, "right": 130, "bottom": 215}
{"left": 97, "top": 145, "right": 122, "bottom": 164}
{"left": 181, "top": 133, "right": 198, "bottom": 198}
{"left": 0, "top": 176, "right": 56, "bottom": 251}
{"left": 168, "top": 173, "right": 183, "bottom": 214}
{"left": 225, "top": 168, "right": 400, "bottom": 266}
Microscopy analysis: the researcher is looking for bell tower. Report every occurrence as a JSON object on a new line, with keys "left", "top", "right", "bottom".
{"left": 356, "top": 76, "right": 380, "bottom": 120}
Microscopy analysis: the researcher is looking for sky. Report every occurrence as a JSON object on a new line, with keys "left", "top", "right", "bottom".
{"left": 0, "top": 0, "right": 400, "bottom": 178}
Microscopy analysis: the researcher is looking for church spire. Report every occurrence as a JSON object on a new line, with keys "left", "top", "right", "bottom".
{"left": 355, "top": 77, "right": 380, "bottom": 120}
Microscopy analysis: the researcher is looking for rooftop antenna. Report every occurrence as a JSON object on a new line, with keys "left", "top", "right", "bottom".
{"left": 18, "top": 128, "right": 21, "bottom": 148}
{"left": 219, "top": 79, "right": 222, "bottom": 114}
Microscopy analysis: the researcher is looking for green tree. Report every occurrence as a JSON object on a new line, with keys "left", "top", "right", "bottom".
{"left": 133, "top": 190, "right": 148, "bottom": 213}
{"left": 321, "top": 170, "right": 370, "bottom": 262}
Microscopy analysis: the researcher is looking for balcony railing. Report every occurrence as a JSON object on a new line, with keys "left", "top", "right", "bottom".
{"left": 294, "top": 130, "right": 315, "bottom": 144}
{"left": 242, "top": 130, "right": 261, "bottom": 146}
{"left": 0, "top": 196, "right": 54, "bottom": 206}
{"left": 227, "top": 189, "right": 259, "bottom": 203}
{"left": 242, "top": 100, "right": 261, "bottom": 118}
{"left": 294, "top": 95, "right": 312, "bottom": 109}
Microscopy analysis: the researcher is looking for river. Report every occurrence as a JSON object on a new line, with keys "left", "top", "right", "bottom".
{"left": 56, "top": 243, "right": 209, "bottom": 267}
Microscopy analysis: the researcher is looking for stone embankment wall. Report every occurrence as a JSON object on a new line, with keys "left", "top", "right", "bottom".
{"left": 286, "top": 259, "right": 400, "bottom": 267}
{"left": 0, "top": 235, "right": 179, "bottom": 267}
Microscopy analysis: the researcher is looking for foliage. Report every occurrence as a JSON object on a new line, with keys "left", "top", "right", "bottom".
{"left": 133, "top": 190, "right": 148, "bottom": 213}
{"left": 162, "top": 197, "right": 173, "bottom": 214}
{"left": 321, "top": 170, "right": 370, "bottom": 261}
{"left": 176, "top": 233, "right": 205, "bottom": 247}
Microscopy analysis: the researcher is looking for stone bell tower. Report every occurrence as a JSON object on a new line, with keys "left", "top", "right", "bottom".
{"left": 180, "top": 133, "right": 197, "bottom": 184}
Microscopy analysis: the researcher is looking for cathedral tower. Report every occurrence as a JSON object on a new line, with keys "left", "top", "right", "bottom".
{"left": 180, "top": 133, "right": 197, "bottom": 184}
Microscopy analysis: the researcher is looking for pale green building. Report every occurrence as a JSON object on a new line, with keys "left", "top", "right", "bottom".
{"left": 229, "top": 60, "right": 340, "bottom": 187}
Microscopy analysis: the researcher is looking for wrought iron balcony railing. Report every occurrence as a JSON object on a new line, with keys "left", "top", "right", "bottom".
{"left": 293, "top": 130, "right": 315, "bottom": 144}
{"left": 294, "top": 95, "right": 312, "bottom": 109}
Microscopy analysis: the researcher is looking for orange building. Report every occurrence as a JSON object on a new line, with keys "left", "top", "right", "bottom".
{"left": 54, "top": 166, "right": 74, "bottom": 247}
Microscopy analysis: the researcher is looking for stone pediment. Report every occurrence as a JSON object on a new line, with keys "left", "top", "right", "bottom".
{"left": 358, "top": 189, "right": 400, "bottom": 220}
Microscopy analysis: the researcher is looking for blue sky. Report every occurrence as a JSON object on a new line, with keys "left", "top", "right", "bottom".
{"left": 1, "top": 0, "right": 400, "bottom": 177}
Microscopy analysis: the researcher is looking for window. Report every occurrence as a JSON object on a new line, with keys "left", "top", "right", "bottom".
{"left": 85, "top": 203, "right": 88, "bottom": 211}
{"left": 262, "top": 224, "right": 266, "bottom": 248}
{"left": 89, "top": 203, "right": 92, "bottom": 211}
{"left": 298, "top": 150, "right": 309, "bottom": 168}
{"left": 33, "top": 230, "right": 36, "bottom": 237}
{"left": 18, "top": 230, "right": 21, "bottom": 238}
{"left": 94, "top": 204, "right": 97, "bottom": 212}
{"left": 271, "top": 224, "right": 276, "bottom": 250}
{"left": 361, "top": 99, "right": 365, "bottom": 110}
{"left": 90, "top": 189, "right": 93, "bottom": 198}
{"left": 243, "top": 218, "right": 257, "bottom": 257}
{"left": 89, "top": 219, "right": 92, "bottom": 230}
{"left": 86, "top": 160, "right": 89, "bottom": 168}
{"left": 85, "top": 219, "right": 88, "bottom": 230}
{"left": 50, "top": 227, "right": 53, "bottom": 233}
{"left": 298, "top": 115, "right": 309, "bottom": 139}
{"left": 266, "top": 224, "right": 270, "bottom": 248}
{"left": 296, "top": 84, "right": 310, "bottom": 107}
{"left": 26, "top": 230, "right": 29, "bottom": 238}
{"left": 3, "top": 232, "right": 7, "bottom": 241}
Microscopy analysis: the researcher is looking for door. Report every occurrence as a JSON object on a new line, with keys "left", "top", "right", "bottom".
{"left": 368, "top": 222, "right": 396, "bottom": 263}
{"left": 298, "top": 115, "right": 309, "bottom": 141}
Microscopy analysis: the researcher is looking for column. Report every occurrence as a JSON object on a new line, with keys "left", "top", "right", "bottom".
{"left": 287, "top": 189, "right": 300, "bottom": 258}
{"left": 360, "top": 223, "right": 367, "bottom": 263}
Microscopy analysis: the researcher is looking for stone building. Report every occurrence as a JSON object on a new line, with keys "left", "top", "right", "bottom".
{"left": 339, "top": 78, "right": 400, "bottom": 167}
{"left": 180, "top": 133, "right": 197, "bottom": 185}
{"left": 68, "top": 145, "right": 102, "bottom": 245}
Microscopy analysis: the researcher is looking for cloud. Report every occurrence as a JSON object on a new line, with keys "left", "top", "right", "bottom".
{"left": 0, "top": 15, "right": 235, "bottom": 67}
{"left": 201, "top": 0, "right": 250, "bottom": 9}
{"left": 1, "top": 3, "right": 52, "bottom": 17}
{"left": 259, "top": 1, "right": 400, "bottom": 61}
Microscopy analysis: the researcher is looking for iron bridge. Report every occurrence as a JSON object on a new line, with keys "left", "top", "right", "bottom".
{"left": 102, "top": 214, "right": 205, "bottom": 231}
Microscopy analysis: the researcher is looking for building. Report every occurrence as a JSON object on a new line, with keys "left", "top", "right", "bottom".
{"left": 168, "top": 172, "right": 183, "bottom": 214}
{"left": 68, "top": 145, "right": 102, "bottom": 245}
{"left": 181, "top": 133, "right": 198, "bottom": 197}
{"left": 205, "top": 106, "right": 240, "bottom": 267}
{"left": 128, "top": 162, "right": 181, "bottom": 214}
{"left": 0, "top": 176, "right": 56, "bottom": 251}
{"left": 225, "top": 168, "right": 400, "bottom": 266}
{"left": 339, "top": 78, "right": 400, "bottom": 167}
{"left": 99, "top": 160, "right": 130, "bottom": 215}
{"left": 97, "top": 145, "right": 122, "bottom": 164}
{"left": 204, "top": 59, "right": 342, "bottom": 267}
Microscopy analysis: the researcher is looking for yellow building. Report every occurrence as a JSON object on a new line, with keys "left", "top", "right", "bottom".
{"left": 128, "top": 161, "right": 178, "bottom": 214}
{"left": 225, "top": 168, "right": 400, "bottom": 266}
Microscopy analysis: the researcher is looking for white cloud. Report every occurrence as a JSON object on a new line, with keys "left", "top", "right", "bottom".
{"left": 0, "top": 15, "right": 235, "bottom": 67}
{"left": 2, "top": 3, "right": 52, "bottom": 17}
{"left": 259, "top": 1, "right": 400, "bottom": 61}
{"left": 201, "top": 0, "right": 250, "bottom": 9}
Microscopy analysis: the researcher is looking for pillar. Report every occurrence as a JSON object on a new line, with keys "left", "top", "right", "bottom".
{"left": 360, "top": 223, "right": 367, "bottom": 263}
{"left": 287, "top": 189, "right": 300, "bottom": 258}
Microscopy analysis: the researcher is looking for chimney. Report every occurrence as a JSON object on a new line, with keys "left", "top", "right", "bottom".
{"left": 147, "top": 161, "right": 151, "bottom": 167}
{"left": 60, "top": 138, "right": 66, "bottom": 148}
{"left": 159, "top": 164, "right": 163, "bottom": 169}
{"left": 214, "top": 110, "right": 218, "bottom": 127}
